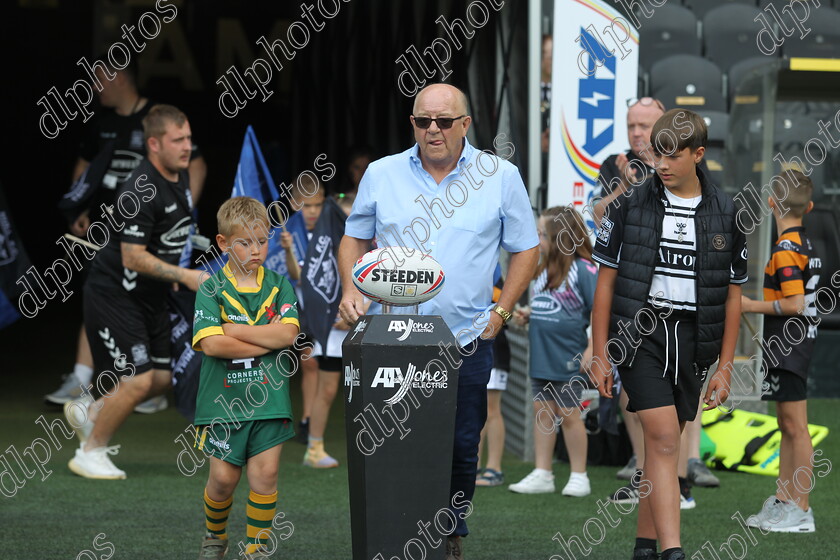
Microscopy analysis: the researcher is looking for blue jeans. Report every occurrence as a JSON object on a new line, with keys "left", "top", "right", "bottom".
{"left": 449, "top": 337, "right": 493, "bottom": 537}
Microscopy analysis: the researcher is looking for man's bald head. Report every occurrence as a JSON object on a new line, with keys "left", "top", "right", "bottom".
{"left": 411, "top": 83, "right": 472, "bottom": 172}
{"left": 627, "top": 98, "right": 665, "bottom": 156}
{"left": 413, "top": 84, "right": 469, "bottom": 116}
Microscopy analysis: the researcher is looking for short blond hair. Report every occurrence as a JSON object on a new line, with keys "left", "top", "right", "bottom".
{"left": 775, "top": 169, "right": 814, "bottom": 218}
{"left": 142, "top": 104, "right": 187, "bottom": 141}
{"left": 217, "top": 197, "right": 270, "bottom": 238}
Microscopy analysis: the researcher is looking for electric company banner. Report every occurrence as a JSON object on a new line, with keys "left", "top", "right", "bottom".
{"left": 548, "top": 0, "right": 639, "bottom": 230}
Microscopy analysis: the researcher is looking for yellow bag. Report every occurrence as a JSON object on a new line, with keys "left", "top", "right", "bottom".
{"left": 701, "top": 408, "right": 829, "bottom": 477}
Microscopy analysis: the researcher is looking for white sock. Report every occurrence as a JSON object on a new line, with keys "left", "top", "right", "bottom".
{"left": 73, "top": 364, "right": 94, "bottom": 385}
{"left": 534, "top": 468, "right": 553, "bottom": 477}
{"left": 569, "top": 471, "right": 588, "bottom": 481}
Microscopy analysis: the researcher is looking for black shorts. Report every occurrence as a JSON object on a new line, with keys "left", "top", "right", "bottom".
{"left": 618, "top": 312, "right": 704, "bottom": 422}
{"left": 531, "top": 378, "right": 584, "bottom": 409}
{"left": 762, "top": 368, "right": 807, "bottom": 402}
{"left": 296, "top": 331, "right": 313, "bottom": 350}
{"left": 83, "top": 281, "right": 170, "bottom": 377}
{"left": 317, "top": 356, "right": 342, "bottom": 372}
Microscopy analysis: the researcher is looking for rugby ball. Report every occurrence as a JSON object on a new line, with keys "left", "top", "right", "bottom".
{"left": 352, "top": 247, "right": 445, "bottom": 305}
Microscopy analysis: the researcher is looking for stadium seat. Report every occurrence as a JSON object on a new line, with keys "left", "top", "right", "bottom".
{"left": 728, "top": 113, "right": 765, "bottom": 191}
{"left": 727, "top": 56, "right": 779, "bottom": 107}
{"left": 684, "top": 0, "right": 756, "bottom": 20}
{"left": 704, "top": 110, "right": 729, "bottom": 144}
{"left": 758, "top": 0, "right": 822, "bottom": 10}
{"left": 831, "top": 149, "right": 840, "bottom": 192}
{"left": 774, "top": 115, "right": 820, "bottom": 156}
{"left": 781, "top": 5, "right": 840, "bottom": 58}
{"left": 655, "top": 85, "right": 727, "bottom": 112}
{"left": 776, "top": 101, "right": 811, "bottom": 116}
{"left": 703, "top": 4, "right": 766, "bottom": 73}
{"left": 702, "top": 111, "right": 729, "bottom": 187}
{"left": 772, "top": 114, "right": 829, "bottom": 197}
{"left": 638, "top": 73, "right": 648, "bottom": 98}
{"left": 801, "top": 209, "right": 840, "bottom": 328}
{"left": 805, "top": 101, "right": 840, "bottom": 119}
{"left": 639, "top": 5, "right": 700, "bottom": 71}
{"left": 651, "top": 55, "right": 725, "bottom": 111}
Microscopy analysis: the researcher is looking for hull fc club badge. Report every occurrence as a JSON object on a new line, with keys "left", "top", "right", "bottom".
{"left": 713, "top": 234, "right": 726, "bottom": 250}
{"left": 675, "top": 221, "right": 687, "bottom": 243}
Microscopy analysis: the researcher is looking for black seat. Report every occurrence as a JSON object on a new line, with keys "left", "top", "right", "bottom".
{"left": 638, "top": 73, "right": 648, "bottom": 97}
{"left": 684, "top": 0, "right": 756, "bottom": 20}
{"left": 727, "top": 56, "right": 779, "bottom": 107}
{"left": 703, "top": 4, "right": 766, "bottom": 73}
{"left": 802, "top": 209, "right": 840, "bottom": 328}
{"left": 704, "top": 110, "right": 729, "bottom": 143}
{"left": 702, "top": 111, "right": 729, "bottom": 188}
{"left": 832, "top": 149, "right": 840, "bottom": 192}
{"left": 774, "top": 115, "right": 821, "bottom": 155}
{"left": 639, "top": 5, "right": 700, "bottom": 71}
{"left": 727, "top": 113, "right": 765, "bottom": 192}
{"left": 782, "top": 6, "right": 840, "bottom": 58}
{"left": 773, "top": 115, "right": 827, "bottom": 196}
{"left": 651, "top": 55, "right": 725, "bottom": 111}
{"left": 655, "top": 86, "right": 726, "bottom": 112}
{"left": 758, "top": 0, "right": 825, "bottom": 12}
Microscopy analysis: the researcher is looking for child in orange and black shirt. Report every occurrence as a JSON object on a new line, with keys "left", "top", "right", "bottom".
{"left": 742, "top": 169, "right": 820, "bottom": 533}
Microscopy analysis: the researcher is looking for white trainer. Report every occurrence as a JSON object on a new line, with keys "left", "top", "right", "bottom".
{"left": 63, "top": 397, "right": 95, "bottom": 444}
{"left": 134, "top": 395, "right": 168, "bottom": 414}
{"left": 562, "top": 474, "right": 591, "bottom": 497}
{"left": 746, "top": 496, "right": 786, "bottom": 529}
{"left": 509, "top": 469, "right": 555, "bottom": 494}
{"left": 44, "top": 373, "right": 86, "bottom": 404}
{"left": 761, "top": 501, "right": 815, "bottom": 533}
{"left": 68, "top": 445, "right": 126, "bottom": 480}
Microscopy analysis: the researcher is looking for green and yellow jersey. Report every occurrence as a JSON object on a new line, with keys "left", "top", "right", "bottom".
{"left": 192, "top": 264, "right": 300, "bottom": 426}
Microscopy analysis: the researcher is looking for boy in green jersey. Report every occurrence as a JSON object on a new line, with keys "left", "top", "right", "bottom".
{"left": 192, "top": 197, "right": 300, "bottom": 559}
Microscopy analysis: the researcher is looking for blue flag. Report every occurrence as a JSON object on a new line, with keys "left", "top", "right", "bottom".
{"left": 0, "top": 183, "right": 31, "bottom": 329}
{"left": 231, "top": 126, "right": 308, "bottom": 284}
{"left": 57, "top": 139, "right": 116, "bottom": 223}
{"left": 300, "top": 197, "right": 347, "bottom": 349}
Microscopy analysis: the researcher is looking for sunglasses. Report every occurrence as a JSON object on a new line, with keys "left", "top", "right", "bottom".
{"left": 411, "top": 115, "right": 466, "bottom": 130}
{"left": 626, "top": 97, "right": 666, "bottom": 112}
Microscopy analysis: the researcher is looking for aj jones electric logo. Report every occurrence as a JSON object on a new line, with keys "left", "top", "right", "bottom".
{"left": 387, "top": 319, "right": 435, "bottom": 341}
{"left": 350, "top": 319, "right": 368, "bottom": 340}
{"left": 371, "top": 363, "right": 448, "bottom": 404}
{"left": 344, "top": 361, "right": 360, "bottom": 403}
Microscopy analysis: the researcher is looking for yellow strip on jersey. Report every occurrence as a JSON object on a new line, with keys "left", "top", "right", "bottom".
{"left": 221, "top": 287, "right": 279, "bottom": 325}
{"left": 193, "top": 326, "right": 225, "bottom": 350}
{"left": 280, "top": 317, "right": 300, "bottom": 328}
{"left": 252, "top": 287, "right": 280, "bottom": 324}
{"left": 223, "top": 264, "right": 265, "bottom": 293}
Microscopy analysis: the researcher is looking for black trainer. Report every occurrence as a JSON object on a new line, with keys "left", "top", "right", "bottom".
{"left": 296, "top": 418, "right": 310, "bottom": 444}
{"left": 632, "top": 548, "right": 658, "bottom": 560}
{"left": 610, "top": 470, "right": 641, "bottom": 504}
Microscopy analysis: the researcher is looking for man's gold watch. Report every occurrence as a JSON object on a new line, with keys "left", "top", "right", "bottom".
{"left": 492, "top": 305, "right": 512, "bottom": 324}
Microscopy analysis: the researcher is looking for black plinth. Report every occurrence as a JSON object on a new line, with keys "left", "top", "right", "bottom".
{"left": 342, "top": 314, "right": 459, "bottom": 560}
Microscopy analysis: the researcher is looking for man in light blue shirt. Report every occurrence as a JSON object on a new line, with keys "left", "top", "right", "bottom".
{"left": 338, "top": 83, "right": 539, "bottom": 557}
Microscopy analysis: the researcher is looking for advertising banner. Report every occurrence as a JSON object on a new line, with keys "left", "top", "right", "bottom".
{"left": 548, "top": 0, "right": 639, "bottom": 230}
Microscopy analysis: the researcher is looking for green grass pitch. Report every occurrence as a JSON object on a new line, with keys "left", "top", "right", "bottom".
{"left": 2, "top": 310, "right": 839, "bottom": 559}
